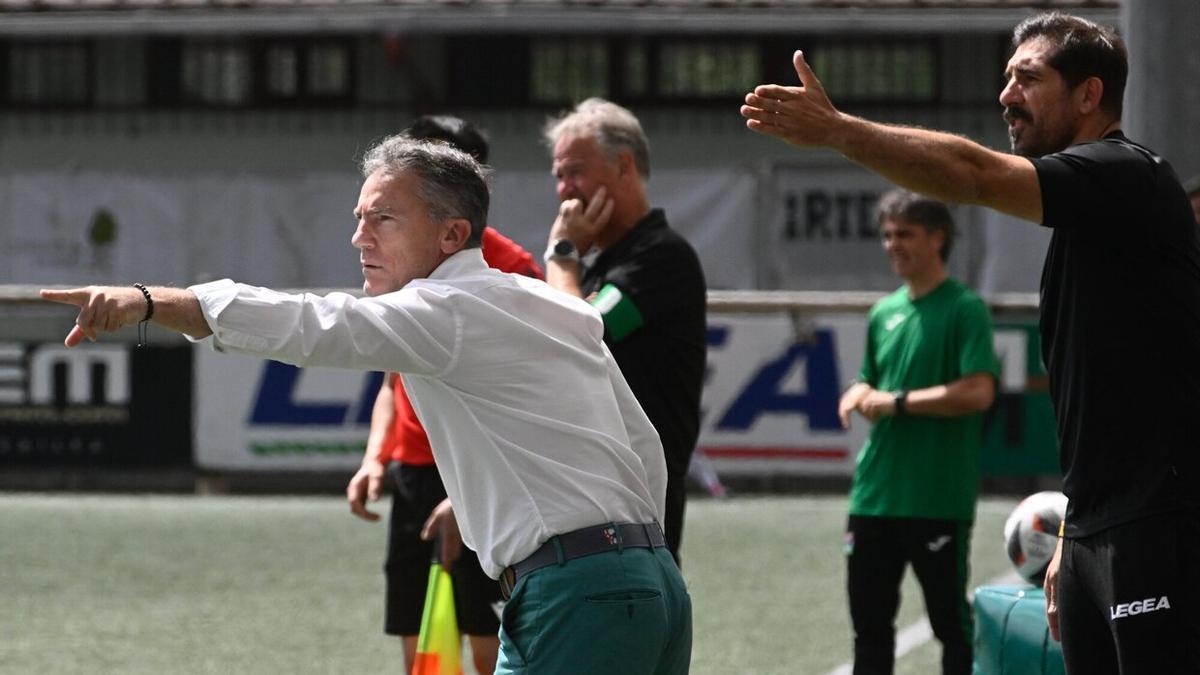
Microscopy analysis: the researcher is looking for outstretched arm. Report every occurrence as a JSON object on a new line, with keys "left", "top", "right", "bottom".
{"left": 741, "top": 51, "right": 1042, "bottom": 223}
{"left": 44, "top": 280, "right": 458, "bottom": 380}
{"left": 40, "top": 285, "right": 211, "bottom": 347}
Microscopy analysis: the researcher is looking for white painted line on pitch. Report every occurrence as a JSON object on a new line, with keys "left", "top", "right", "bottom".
{"left": 823, "top": 570, "right": 1025, "bottom": 675}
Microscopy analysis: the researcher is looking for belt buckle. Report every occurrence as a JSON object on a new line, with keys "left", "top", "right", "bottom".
{"left": 499, "top": 567, "right": 515, "bottom": 601}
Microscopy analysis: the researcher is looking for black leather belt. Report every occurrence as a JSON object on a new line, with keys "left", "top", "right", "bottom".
{"left": 499, "top": 522, "right": 666, "bottom": 600}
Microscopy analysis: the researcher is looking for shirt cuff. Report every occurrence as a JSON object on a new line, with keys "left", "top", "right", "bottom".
{"left": 185, "top": 279, "right": 272, "bottom": 352}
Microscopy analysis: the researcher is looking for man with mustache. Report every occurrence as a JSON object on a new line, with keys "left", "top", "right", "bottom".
{"left": 743, "top": 11, "right": 1200, "bottom": 674}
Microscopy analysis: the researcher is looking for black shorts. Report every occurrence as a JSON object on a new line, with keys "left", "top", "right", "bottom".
{"left": 383, "top": 462, "right": 502, "bottom": 637}
{"left": 1058, "top": 508, "right": 1200, "bottom": 674}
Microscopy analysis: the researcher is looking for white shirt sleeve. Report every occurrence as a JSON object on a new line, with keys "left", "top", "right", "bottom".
{"left": 601, "top": 341, "right": 668, "bottom": 523}
{"left": 188, "top": 279, "right": 460, "bottom": 376}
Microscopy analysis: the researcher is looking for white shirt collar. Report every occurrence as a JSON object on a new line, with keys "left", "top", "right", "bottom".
{"left": 427, "top": 247, "right": 487, "bottom": 282}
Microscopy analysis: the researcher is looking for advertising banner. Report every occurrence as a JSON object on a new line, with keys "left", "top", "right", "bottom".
{"left": 700, "top": 313, "right": 867, "bottom": 476}
{"left": 761, "top": 164, "right": 896, "bottom": 291}
{"left": 193, "top": 312, "right": 1059, "bottom": 478}
{"left": 1, "top": 165, "right": 1044, "bottom": 297}
{"left": 980, "top": 318, "right": 1060, "bottom": 476}
{"left": 0, "top": 342, "right": 191, "bottom": 467}
{"left": 194, "top": 352, "right": 383, "bottom": 471}
{"left": 760, "top": 163, "right": 988, "bottom": 291}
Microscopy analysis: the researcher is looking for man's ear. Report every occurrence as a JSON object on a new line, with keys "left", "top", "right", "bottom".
{"left": 616, "top": 149, "right": 637, "bottom": 179}
{"left": 440, "top": 219, "right": 472, "bottom": 254}
{"left": 931, "top": 229, "right": 947, "bottom": 259}
{"left": 1077, "top": 76, "right": 1104, "bottom": 115}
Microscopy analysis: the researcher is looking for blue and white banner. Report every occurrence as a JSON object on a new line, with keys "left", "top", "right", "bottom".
{"left": 195, "top": 351, "right": 383, "bottom": 470}
{"left": 699, "top": 314, "right": 867, "bottom": 475}
{"left": 193, "top": 311, "right": 1050, "bottom": 476}
{"left": 193, "top": 313, "right": 872, "bottom": 474}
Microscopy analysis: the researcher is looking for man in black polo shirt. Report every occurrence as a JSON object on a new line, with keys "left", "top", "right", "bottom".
{"left": 541, "top": 98, "right": 707, "bottom": 563}
{"left": 742, "top": 11, "right": 1200, "bottom": 674}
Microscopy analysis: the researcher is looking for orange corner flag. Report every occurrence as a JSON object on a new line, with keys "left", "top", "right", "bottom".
{"left": 412, "top": 562, "right": 462, "bottom": 675}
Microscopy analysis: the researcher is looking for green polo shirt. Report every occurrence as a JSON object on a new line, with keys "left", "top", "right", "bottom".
{"left": 848, "top": 278, "right": 999, "bottom": 522}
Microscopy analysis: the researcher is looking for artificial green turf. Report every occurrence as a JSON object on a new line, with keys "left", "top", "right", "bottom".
{"left": 0, "top": 493, "right": 1017, "bottom": 674}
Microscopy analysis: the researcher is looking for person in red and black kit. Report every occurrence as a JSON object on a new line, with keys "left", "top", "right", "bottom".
{"left": 345, "top": 115, "right": 542, "bottom": 675}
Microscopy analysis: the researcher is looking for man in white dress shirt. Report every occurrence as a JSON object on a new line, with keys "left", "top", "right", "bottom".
{"left": 41, "top": 136, "right": 692, "bottom": 675}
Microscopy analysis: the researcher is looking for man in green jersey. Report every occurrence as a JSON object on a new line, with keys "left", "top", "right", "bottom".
{"left": 837, "top": 190, "right": 999, "bottom": 675}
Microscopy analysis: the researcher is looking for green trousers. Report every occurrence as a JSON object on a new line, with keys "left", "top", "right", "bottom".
{"left": 495, "top": 546, "right": 692, "bottom": 674}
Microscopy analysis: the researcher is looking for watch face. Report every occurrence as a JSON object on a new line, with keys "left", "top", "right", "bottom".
{"left": 554, "top": 240, "right": 576, "bottom": 256}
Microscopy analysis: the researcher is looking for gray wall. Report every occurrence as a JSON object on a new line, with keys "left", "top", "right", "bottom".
{"left": 1121, "top": 0, "right": 1200, "bottom": 184}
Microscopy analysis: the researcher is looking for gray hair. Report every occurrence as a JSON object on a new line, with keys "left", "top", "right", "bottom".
{"left": 543, "top": 98, "right": 651, "bottom": 179}
{"left": 359, "top": 135, "right": 490, "bottom": 247}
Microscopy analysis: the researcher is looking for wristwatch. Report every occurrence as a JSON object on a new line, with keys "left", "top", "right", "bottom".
{"left": 892, "top": 390, "right": 908, "bottom": 416}
{"left": 543, "top": 238, "right": 580, "bottom": 264}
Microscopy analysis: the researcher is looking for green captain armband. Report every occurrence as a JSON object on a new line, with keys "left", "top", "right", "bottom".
{"left": 591, "top": 283, "right": 644, "bottom": 341}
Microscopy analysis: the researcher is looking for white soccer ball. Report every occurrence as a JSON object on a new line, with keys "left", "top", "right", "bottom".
{"left": 1003, "top": 490, "right": 1068, "bottom": 586}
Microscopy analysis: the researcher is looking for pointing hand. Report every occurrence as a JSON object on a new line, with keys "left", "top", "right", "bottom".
{"left": 40, "top": 286, "right": 147, "bottom": 347}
